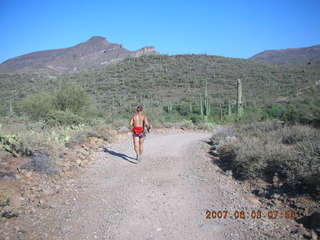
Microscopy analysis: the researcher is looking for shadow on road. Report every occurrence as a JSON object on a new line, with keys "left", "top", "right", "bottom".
{"left": 103, "top": 148, "right": 137, "bottom": 164}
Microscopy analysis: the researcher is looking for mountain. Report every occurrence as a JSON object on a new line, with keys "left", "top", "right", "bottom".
{"left": 249, "top": 45, "right": 320, "bottom": 65}
{"left": 0, "top": 36, "right": 157, "bottom": 73}
{"left": 1, "top": 54, "right": 319, "bottom": 114}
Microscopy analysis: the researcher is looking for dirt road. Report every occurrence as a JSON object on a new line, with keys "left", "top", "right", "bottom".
{"left": 4, "top": 130, "right": 295, "bottom": 240}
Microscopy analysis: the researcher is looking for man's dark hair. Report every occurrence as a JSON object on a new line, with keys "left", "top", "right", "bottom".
{"left": 136, "top": 105, "right": 144, "bottom": 112}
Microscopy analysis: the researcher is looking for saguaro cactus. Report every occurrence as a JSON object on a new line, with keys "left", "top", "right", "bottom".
{"left": 9, "top": 99, "right": 13, "bottom": 115}
{"left": 237, "top": 79, "right": 243, "bottom": 117}
{"left": 228, "top": 100, "right": 232, "bottom": 116}
{"left": 189, "top": 103, "right": 193, "bottom": 113}
{"left": 200, "top": 79, "right": 210, "bottom": 121}
{"left": 200, "top": 95, "right": 203, "bottom": 117}
{"left": 167, "top": 102, "right": 172, "bottom": 113}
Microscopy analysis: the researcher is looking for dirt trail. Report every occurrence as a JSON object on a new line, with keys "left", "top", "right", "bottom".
{"left": 4, "top": 130, "right": 296, "bottom": 240}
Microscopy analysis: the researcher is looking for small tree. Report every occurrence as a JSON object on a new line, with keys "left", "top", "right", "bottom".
{"left": 21, "top": 92, "right": 54, "bottom": 120}
{"left": 55, "top": 83, "right": 90, "bottom": 114}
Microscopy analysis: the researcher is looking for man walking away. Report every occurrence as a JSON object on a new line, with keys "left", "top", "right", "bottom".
{"left": 129, "top": 106, "right": 151, "bottom": 162}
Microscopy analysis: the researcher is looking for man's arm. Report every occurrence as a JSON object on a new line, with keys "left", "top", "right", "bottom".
{"left": 129, "top": 117, "right": 134, "bottom": 127}
{"left": 144, "top": 116, "right": 151, "bottom": 131}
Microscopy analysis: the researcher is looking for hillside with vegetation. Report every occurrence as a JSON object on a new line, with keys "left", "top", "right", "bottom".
{"left": 1, "top": 54, "right": 319, "bottom": 124}
{"left": 250, "top": 44, "right": 320, "bottom": 65}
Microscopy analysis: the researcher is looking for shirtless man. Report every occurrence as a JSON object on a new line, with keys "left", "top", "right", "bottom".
{"left": 129, "top": 106, "right": 151, "bottom": 162}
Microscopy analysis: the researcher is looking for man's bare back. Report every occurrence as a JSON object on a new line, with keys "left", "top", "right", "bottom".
{"left": 131, "top": 113, "right": 148, "bottom": 128}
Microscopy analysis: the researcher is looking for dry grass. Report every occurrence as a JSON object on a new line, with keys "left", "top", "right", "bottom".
{"left": 211, "top": 121, "right": 320, "bottom": 198}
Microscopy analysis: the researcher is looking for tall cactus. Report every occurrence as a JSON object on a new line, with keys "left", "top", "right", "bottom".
{"left": 237, "top": 79, "right": 243, "bottom": 117}
{"left": 199, "top": 79, "right": 210, "bottom": 121}
{"left": 9, "top": 99, "right": 13, "bottom": 115}
{"left": 167, "top": 102, "right": 172, "bottom": 113}
{"left": 203, "top": 78, "right": 210, "bottom": 121}
{"left": 200, "top": 95, "right": 203, "bottom": 117}
{"left": 228, "top": 100, "right": 232, "bottom": 116}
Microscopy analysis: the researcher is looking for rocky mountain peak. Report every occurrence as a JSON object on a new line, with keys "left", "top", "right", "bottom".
{"left": 0, "top": 36, "right": 158, "bottom": 73}
{"left": 86, "top": 36, "right": 109, "bottom": 43}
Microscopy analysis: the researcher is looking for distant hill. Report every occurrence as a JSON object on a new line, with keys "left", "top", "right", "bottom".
{"left": 0, "top": 36, "right": 157, "bottom": 73}
{"left": 250, "top": 45, "right": 320, "bottom": 65}
{"left": 1, "top": 54, "right": 319, "bottom": 115}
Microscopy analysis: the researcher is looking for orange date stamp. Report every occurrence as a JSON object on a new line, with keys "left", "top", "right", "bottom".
{"left": 205, "top": 209, "right": 296, "bottom": 220}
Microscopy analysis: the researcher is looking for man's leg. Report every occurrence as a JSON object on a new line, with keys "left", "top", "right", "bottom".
{"left": 139, "top": 137, "right": 144, "bottom": 156}
{"left": 133, "top": 136, "right": 139, "bottom": 160}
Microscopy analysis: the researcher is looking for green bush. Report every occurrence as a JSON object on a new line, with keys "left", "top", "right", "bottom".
{"left": 45, "top": 110, "right": 84, "bottom": 127}
{"left": 20, "top": 92, "right": 54, "bottom": 120}
{"left": 174, "top": 104, "right": 189, "bottom": 116}
{"left": 189, "top": 114, "right": 202, "bottom": 124}
{"left": 55, "top": 84, "right": 90, "bottom": 113}
{"left": 0, "top": 104, "right": 7, "bottom": 116}
{"left": 265, "top": 105, "right": 287, "bottom": 119}
{"left": 19, "top": 84, "right": 92, "bottom": 126}
{"left": 0, "top": 130, "right": 32, "bottom": 157}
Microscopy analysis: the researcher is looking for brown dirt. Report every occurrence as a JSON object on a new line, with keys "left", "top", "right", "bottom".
{"left": 0, "top": 129, "right": 300, "bottom": 240}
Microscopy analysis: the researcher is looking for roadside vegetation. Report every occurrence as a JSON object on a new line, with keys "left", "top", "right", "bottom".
{"left": 211, "top": 121, "right": 320, "bottom": 200}
{"left": 0, "top": 54, "right": 319, "bottom": 182}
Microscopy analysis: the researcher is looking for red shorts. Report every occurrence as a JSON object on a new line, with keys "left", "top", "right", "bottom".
{"left": 132, "top": 126, "right": 146, "bottom": 138}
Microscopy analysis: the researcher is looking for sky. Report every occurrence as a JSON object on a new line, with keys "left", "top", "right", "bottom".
{"left": 0, "top": 0, "right": 319, "bottom": 63}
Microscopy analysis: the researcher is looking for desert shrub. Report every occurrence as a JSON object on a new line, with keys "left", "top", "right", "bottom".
{"left": 119, "top": 112, "right": 130, "bottom": 119}
{"left": 296, "top": 139, "right": 320, "bottom": 162}
{"left": 230, "top": 137, "right": 268, "bottom": 180}
{"left": 212, "top": 122, "right": 320, "bottom": 198}
{"left": 66, "top": 121, "right": 114, "bottom": 147}
{"left": 21, "top": 149, "right": 57, "bottom": 175}
{"left": 0, "top": 133, "right": 32, "bottom": 156}
{"left": 174, "top": 104, "right": 189, "bottom": 116}
{"left": 280, "top": 105, "right": 303, "bottom": 123}
{"left": 54, "top": 84, "right": 90, "bottom": 113}
{"left": 86, "top": 121, "right": 114, "bottom": 142}
{"left": 163, "top": 113, "right": 179, "bottom": 122}
{"left": 263, "top": 145, "right": 300, "bottom": 182}
{"left": 80, "top": 104, "right": 103, "bottom": 120}
{"left": 19, "top": 84, "right": 92, "bottom": 126}
{"left": 265, "top": 105, "right": 287, "bottom": 119}
{"left": 239, "top": 107, "right": 264, "bottom": 123}
{"left": 0, "top": 104, "right": 7, "bottom": 116}
{"left": 45, "top": 110, "right": 84, "bottom": 127}
{"left": 110, "top": 117, "right": 130, "bottom": 129}
{"left": 189, "top": 114, "right": 202, "bottom": 124}
{"left": 196, "top": 121, "right": 216, "bottom": 130}
{"left": 234, "top": 119, "right": 283, "bottom": 134}
{"left": 20, "top": 92, "right": 54, "bottom": 120}
{"left": 280, "top": 125, "right": 319, "bottom": 144}
{"left": 183, "top": 120, "right": 194, "bottom": 128}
